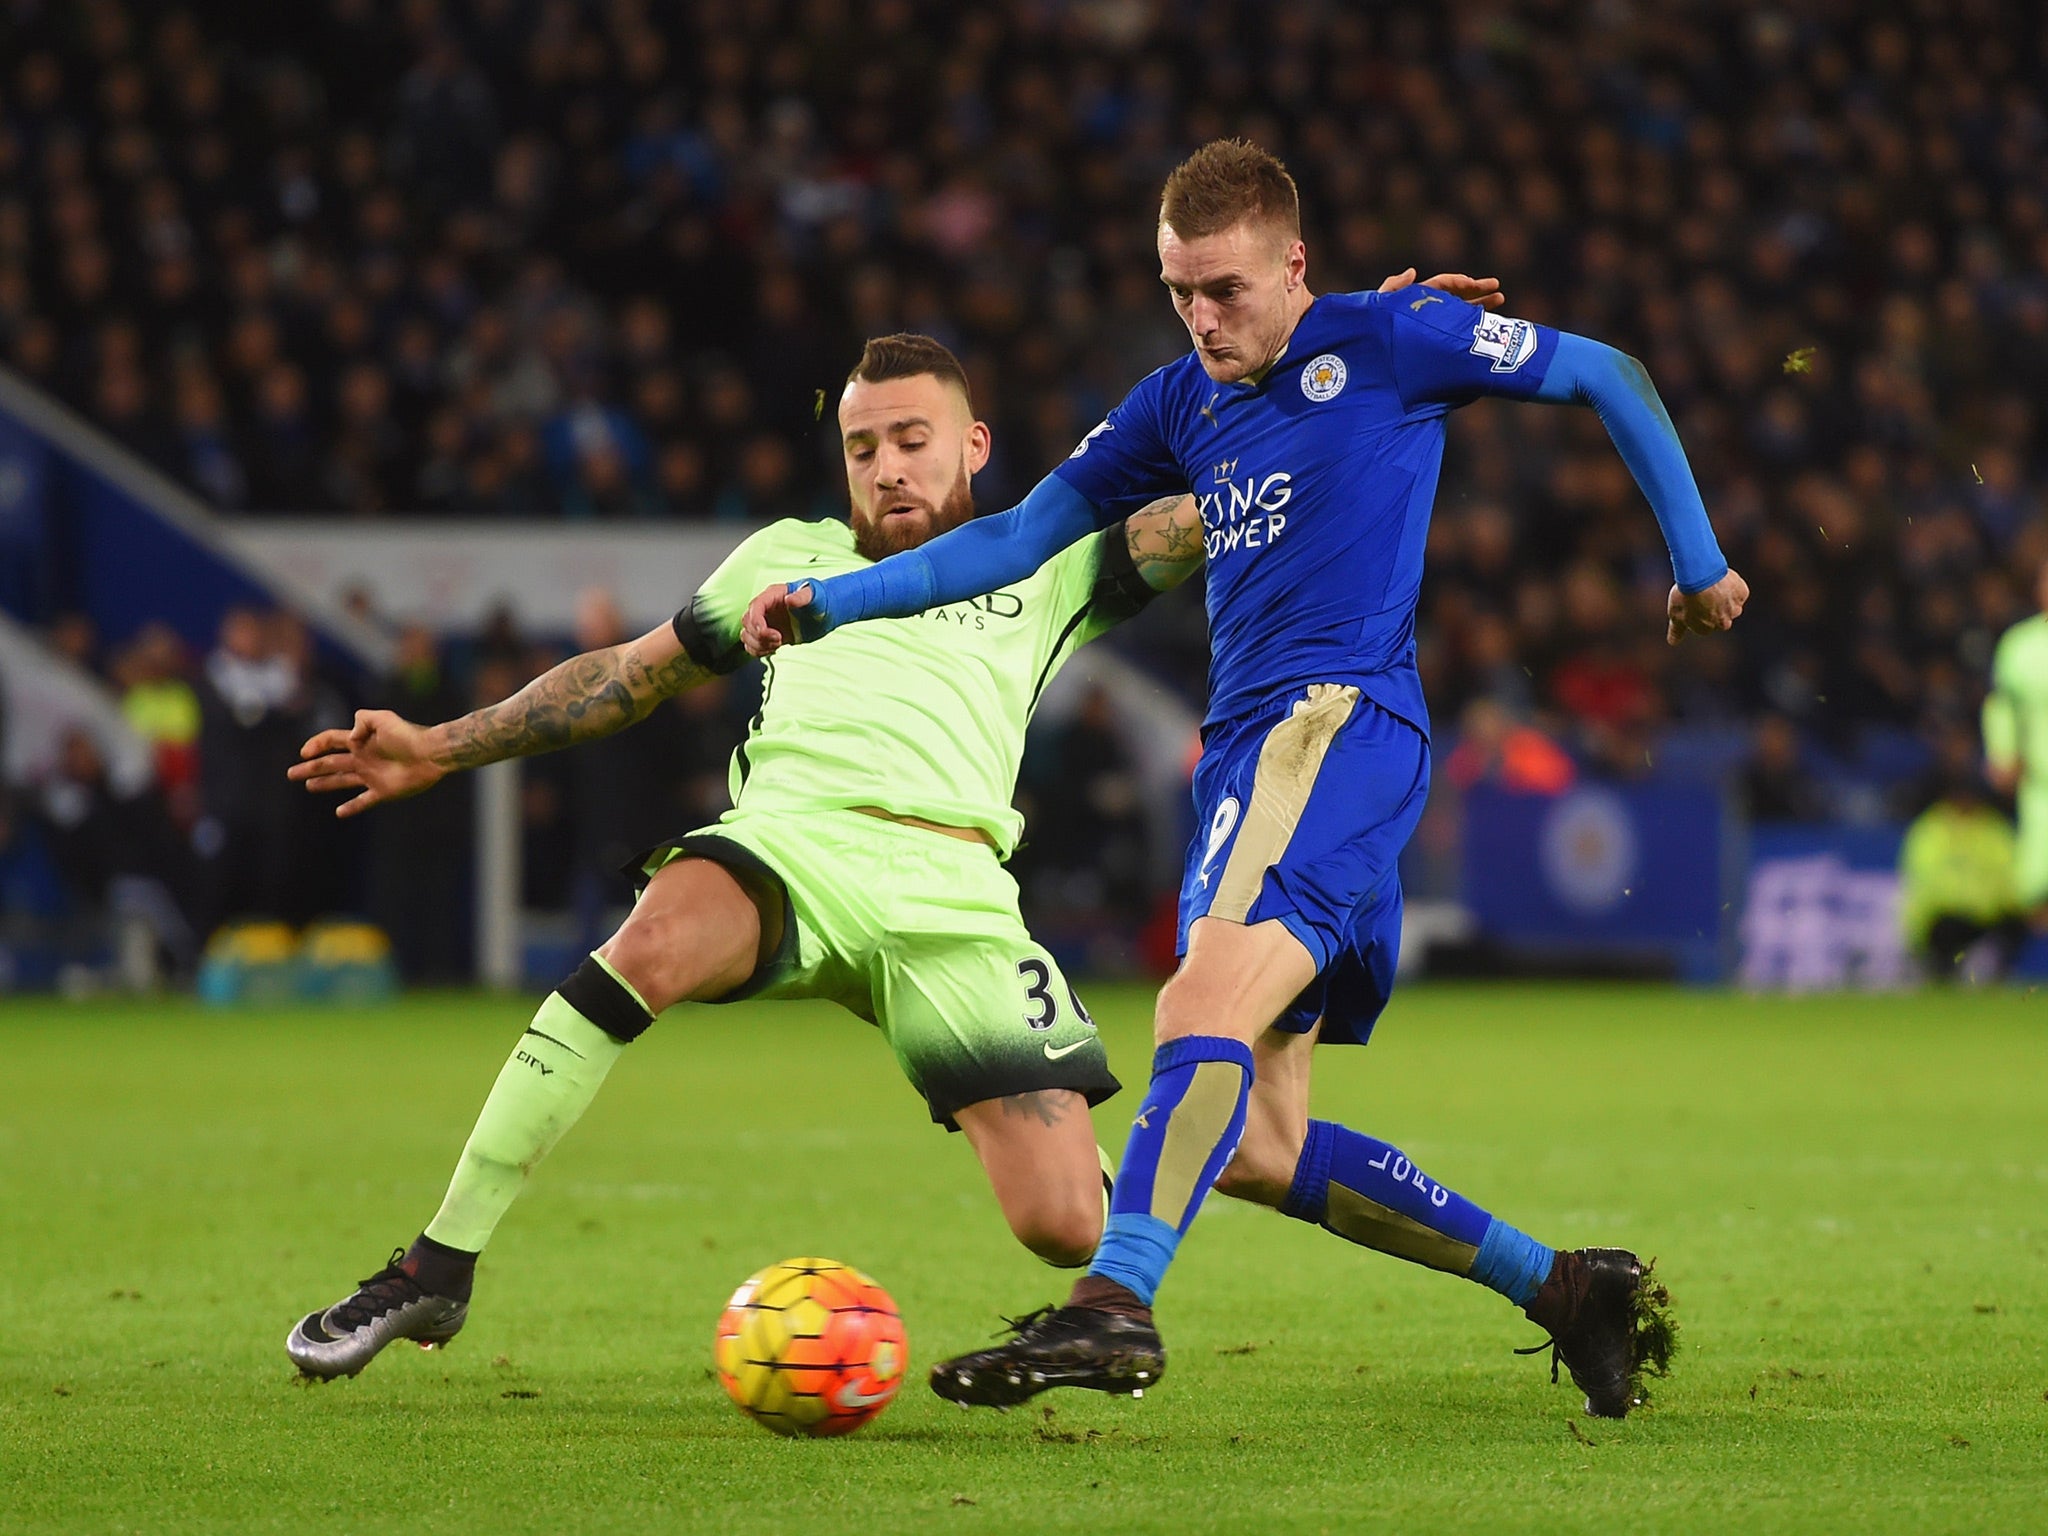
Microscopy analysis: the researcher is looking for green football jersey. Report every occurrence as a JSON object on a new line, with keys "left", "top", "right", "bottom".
{"left": 1984, "top": 613, "right": 2048, "bottom": 785}
{"left": 674, "top": 517, "right": 1151, "bottom": 858}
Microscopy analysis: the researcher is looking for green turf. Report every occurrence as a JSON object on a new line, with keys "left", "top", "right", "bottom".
{"left": 3, "top": 984, "right": 2045, "bottom": 1534}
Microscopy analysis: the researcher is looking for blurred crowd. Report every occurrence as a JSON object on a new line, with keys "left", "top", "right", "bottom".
{"left": 6, "top": 1, "right": 2046, "bottom": 759}
{"left": 6, "top": 0, "right": 2048, "bottom": 973}
{"left": 16, "top": 606, "right": 348, "bottom": 981}
{"left": 16, "top": 598, "right": 755, "bottom": 981}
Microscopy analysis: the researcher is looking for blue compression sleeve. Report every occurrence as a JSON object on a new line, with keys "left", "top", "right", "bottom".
{"left": 798, "top": 476, "right": 1106, "bottom": 637}
{"left": 1533, "top": 332, "right": 1728, "bottom": 594}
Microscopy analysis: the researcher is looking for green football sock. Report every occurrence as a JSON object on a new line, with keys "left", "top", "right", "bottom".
{"left": 423, "top": 988, "right": 632, "bottom": 1253}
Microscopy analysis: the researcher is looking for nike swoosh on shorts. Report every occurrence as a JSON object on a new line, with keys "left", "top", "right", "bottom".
{"left": 1042, "top": 1040, "right": 1091, "bottom": 1061}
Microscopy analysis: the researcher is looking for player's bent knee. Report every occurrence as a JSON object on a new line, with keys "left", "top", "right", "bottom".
{"left": 1152, "top": 966, "right": 1225, "bottom": 1042}
{"left": 594, "top": 920, "right": 692, "bottom": 1014}
{"left": 1011, "top": 1201, "right": 1102, "bottom": 1268}
{"left": 598, "top": 860, "right": 764, "bottom": 1009}
{"left": 998, "top": 1174, "right": 1104, "bottom": 1267}
{"left": 1151, "top": 956, "right": 1278, "bottom": 1046}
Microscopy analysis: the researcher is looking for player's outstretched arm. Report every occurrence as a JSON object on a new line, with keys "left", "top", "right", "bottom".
{"left": 288, "top": 623, "right": 711, "bottom": 818}
{"left": 1532, "top": 333, "right": 1748, "bottom": 645}
{"left": 743, "top": 474, "right": 1107, "bottom": 655}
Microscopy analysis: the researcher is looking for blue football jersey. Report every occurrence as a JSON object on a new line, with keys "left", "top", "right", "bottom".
{"left": 1053, "top": 289, "right": 1561, "bottom": 731}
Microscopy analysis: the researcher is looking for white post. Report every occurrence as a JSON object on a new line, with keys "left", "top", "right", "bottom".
{"left": 475, "top": 759, "right": 522, "bottom": 988}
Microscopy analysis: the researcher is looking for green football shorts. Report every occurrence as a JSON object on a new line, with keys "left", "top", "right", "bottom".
{"left": 2021, "top": 788, "right": 2048, "bottom": 907}
{"left": 636, "top": 808, "right": 1119, "bottom": 1130}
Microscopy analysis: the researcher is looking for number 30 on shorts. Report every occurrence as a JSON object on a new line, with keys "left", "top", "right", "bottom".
{"left": 1016, "top": 958, "right": 1094, "bottom": 1032}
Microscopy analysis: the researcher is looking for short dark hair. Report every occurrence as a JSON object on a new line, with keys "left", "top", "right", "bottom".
{"left": 847, "top": 333, "right": 973, "bottom": 409}
{"left": 1159, "top": 139, "right": 1301, "bottom": 242}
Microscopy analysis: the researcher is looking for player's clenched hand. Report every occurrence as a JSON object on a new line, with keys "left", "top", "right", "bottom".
{"left": 287, "top": 708, "right": 445, "bottom": 818}
{"left": 1666, "top": 568, "right": 1750, "bottom": 646}
{"left": 1379, "top": 267, "right": 1506, "bottom": 312}
{"left": 742, "top": 582, "right": 816, "bottom": 657}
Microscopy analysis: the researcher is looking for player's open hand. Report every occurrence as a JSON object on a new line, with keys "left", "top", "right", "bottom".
{"left": 1666, "top": 568, "right": 1750, "bottom": 646}
{"left": 742, "top": 582, "right": 816, "bottom": 657}
{"left": 1380, "top": 267, "right": 1506, "bottom": 311}
{"left": 287, "top": 708, "right": 445, "bottom": 818}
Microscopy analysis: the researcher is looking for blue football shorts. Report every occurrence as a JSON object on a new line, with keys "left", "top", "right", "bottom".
{"left": 1176, "top": 683, "right": 1430, "bottom": 1046}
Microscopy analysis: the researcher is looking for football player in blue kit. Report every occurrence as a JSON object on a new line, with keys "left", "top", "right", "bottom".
{"left": 744, "top": 140, "right": 1748, "bottom": 1419}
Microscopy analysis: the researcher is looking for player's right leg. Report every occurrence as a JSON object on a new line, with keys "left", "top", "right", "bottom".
{"left": 285, "top": 855, "right": 779, "bottom": 1380}
{"left": 955, "top": 1089, "right": 1108, "bottom": 1269}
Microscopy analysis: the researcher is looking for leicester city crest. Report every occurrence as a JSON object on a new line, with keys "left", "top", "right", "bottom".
{"left": 1300, "top": 353, "right": 1347, "bottom": 402}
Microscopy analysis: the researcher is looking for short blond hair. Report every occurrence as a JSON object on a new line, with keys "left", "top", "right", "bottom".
{"left": 1159, "top": 139, "right": 1301, "bottom": 241}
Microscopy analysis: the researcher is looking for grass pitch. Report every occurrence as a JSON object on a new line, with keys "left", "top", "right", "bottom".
{"left": 3, "top": 983, "right": 2045, "bottom": 1535}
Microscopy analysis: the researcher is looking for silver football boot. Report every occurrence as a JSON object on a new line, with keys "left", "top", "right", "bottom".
{"left": 286, "top": 1247, "right": 469, "bottom": 1380}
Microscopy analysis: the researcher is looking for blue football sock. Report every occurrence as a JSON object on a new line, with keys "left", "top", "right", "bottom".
{"left": 1280, "top": 1120, "right": 1556, "bottom": 1307}
{"left": 1086, "top": 1036, "right": 1254, "bottom": 1306}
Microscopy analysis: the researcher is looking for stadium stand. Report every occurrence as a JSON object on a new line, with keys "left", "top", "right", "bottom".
{"left": 4, "top": 1, "right": 2045, "bottom": 980}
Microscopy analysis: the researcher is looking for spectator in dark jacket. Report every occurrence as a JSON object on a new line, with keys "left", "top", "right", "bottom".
{"left": 363, "top": 625, "right": 473, "bottom": 982}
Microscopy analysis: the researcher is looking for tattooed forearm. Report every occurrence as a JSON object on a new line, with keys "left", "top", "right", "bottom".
{"left": 439, "top": 641, "right": 711, "bottom": 769}
{"left": 1125, "top": 493, "right": 1205, "bottom": 591}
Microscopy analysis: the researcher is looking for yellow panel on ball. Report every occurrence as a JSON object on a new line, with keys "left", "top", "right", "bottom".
{"left": 782, "top": 1390, "right": 832, "bottom": 1430}
{"left": 747, "top": 1367, "right": 794, "bottom": 1420}
{"left": 782, "top": 1296, "right": 830, "bottom": 1339}
{"left": 728, "top": 1356, "right": 774, "bottom": 1407}
{"left": 739, "top": 1306, "right": 788, "bottom": 1364}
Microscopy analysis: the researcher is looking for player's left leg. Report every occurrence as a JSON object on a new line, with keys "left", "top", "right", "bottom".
{"left": 286, "top": 851, "right": 783, "bottom": 1380}
{"left": 928, "top": 914, "right": 1307, "bottom": 1408}
{"left": 1066, "top": 688, "right": 1405, "bottom": 1327}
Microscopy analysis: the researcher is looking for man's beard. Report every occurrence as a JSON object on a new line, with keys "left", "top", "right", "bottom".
{"left": 851, "top": 467, "right": 977, "bottom": 562}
